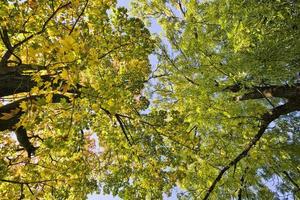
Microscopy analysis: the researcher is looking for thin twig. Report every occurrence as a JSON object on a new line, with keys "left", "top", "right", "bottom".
{"left": 255, "top": 88, "right": 275, "bottom": 108}
{"left": 161, "top": 47, "right": 200, "bottom": 86}
{"left": 18, "top": 184, "right": 24, "bottom": 200}
{"left": 177, "top": 0, "right": 186, "bottom": 16}
{"left": 283, "top": 171, "right": 300, "bottom": 192}
{"left": 69, "top": 0, "right": 89, "bottom": 35}
{"left": 115, "top": 114, "right": 132, "bottom": 146}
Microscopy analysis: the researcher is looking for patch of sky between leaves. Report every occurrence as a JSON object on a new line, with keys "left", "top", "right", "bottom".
{"left": 117, "top": 0, "right": 167, "bottom": 116}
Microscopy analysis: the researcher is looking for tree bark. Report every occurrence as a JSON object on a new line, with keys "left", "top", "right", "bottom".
{"left": 15, "top": 126, "right": 37, "bottom": 157}
{"left": 235, "top": 84, "right": 300, "bottom": 101}
{"left": 0, "top": 73, "right": 35, "bottom": 97}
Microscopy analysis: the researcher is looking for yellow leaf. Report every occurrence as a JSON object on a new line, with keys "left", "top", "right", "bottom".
{"left": 91, "top": 103, "right": 99, "bottom": 111}
{"left": 19, "top": 101, "right": 28, "bottom": 111}
{"left": 60, "top": 36, "right": 75, "bottom": 51}
{"left": 31, "top": 86, "right": 39, "bottom": 94}
{"left": 62, "top": 84, "right": 70, "bottom": 93}
{"left": 46, "top": 93, "right": 53, "bottom": 103}
{"left": 61, "top": 69, "right": 69, "bottom": 80}
{"left": 53, "top": 76, "right": 59, "bottom": 84}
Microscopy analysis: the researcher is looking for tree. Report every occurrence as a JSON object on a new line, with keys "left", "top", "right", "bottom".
{"left": 131, "top": 0, "right": 300, "bottom": 199}
{"left": 0, "top": 0, "right": 299, "bottom": 200}
{"left": 0, "top": 0, "right": 155, "bottom": 199}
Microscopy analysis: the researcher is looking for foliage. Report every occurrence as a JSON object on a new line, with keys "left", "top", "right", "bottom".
{"left": 0, "top": 0, "right": 299, "bottom": 199}
{"left": 131, "top": 0, "right": 300, "bottom": 199}
{"left": 0, "top": 0, "right": 155, "bottom": 199}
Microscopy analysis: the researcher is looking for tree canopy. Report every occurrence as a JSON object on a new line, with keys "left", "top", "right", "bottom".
{"left": 0, "top": 0, "right": 299, "bottom": 199}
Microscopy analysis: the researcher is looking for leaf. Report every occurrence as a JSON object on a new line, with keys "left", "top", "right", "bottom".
{"left": 45, "top": 93, "right": 53, "bottom": 103}
{"left": 19, "top": 101, "right": 28, "bottom": 111}
{"left": 31, "top": 86, "right": 39, "bottom": 94}
{"left": 61, "top": 69, "right": 69, "bottom": 80}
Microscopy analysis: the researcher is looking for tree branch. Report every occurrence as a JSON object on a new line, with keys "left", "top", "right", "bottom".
{"left": 234, "top": 84, "right": 300, "bottom": 101}
{"left": 238, "top": 167, "right": 248, "bottom": 200}
{"left": 0, "top": 179, "right": 58, "bottom": 185}
{"left": 1, "top": 94, "right": 71, "bottom": 156}
{"left": 0, "top": 28, "right": 13, "bottom": 51}
{"left": 98, "top": 42, "right": 132, "bottom": 60}
{"left": 0, "top": 94, "right": 70, "bottom": 131}
{"left": 0, "top": 72, "right": 82, "bottom": 98}
{"left": 177, "top": 0, "right": 186, "bottom": 16}
{"left": 283, "top": 171, "right": 300, "bottom": 193}
{"left": 203, "top": 99, "right": 300, "bottom": 200}
{"left": 0, "top": 73, "right": 36, "bottom": 97}
{"left": 69, "top": 0, "right": 89, "bottom": 35}
{"left": 161, "top": 47, "right": 200, "bottom": 86}
{"left": 115, "top": 114, "right": 132, "bottom": 146}
{"left": 18, "top": 183, "right": 24, "bottom": 200}
{"left": 15, "top": 126, "right": 37, "bottom": 157}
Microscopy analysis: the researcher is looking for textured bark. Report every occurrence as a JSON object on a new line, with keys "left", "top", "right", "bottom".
{"left": 15, "top": 126, "right": 37, "bottom": 157}
{"left": 0, "top": 97, "right": 27, "bottom": 131}
{"left": 0, "top": 72, "right": 81, "bottom": 98}
{"left": 0, "top": 73, "right": 35, "bottom": 97}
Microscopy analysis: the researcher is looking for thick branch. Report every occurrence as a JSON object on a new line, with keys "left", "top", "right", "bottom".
{"left": 0, "top": 98, "right": 27, "bottom": 131}
{"left": 0, "top": 28, "right": 13, "bottom": 51}
{"left": 234, "top": 84, "right": 300, "bottom": 101}
{"left": 203, "top": 99, "right": 300, "bottom": 200}
{"left": 0, "top": 94, "right": 71, "bottom": 156}
{"left": 0, "top": 73, "right": 36, "bottom": 97}
{"left": 15, "top": 126, "right": 37, "bottom": 157}
{"left": 0, "top": 73, "right": 81, "bottom": 97}
{"left": 0, "top": 94, "right": 70, "bottom": 131}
